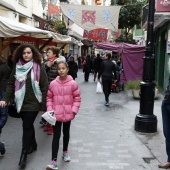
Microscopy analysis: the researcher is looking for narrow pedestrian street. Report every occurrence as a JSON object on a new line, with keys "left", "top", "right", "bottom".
{"left": 0, "top": 70, "right": 167, "bottom": 170}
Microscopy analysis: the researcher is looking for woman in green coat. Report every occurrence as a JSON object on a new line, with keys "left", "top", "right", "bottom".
{"left": 0, "top": 44, "right": 48, "bottom": 169}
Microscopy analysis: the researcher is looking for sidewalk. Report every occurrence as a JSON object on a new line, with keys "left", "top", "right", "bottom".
{"left": 0, "top": 70, "right": 166, "bottom": 170}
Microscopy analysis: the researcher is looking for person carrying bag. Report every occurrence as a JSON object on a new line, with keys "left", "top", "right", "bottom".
{"left": 96, "top": 81, "right": 103, "bottom": 94}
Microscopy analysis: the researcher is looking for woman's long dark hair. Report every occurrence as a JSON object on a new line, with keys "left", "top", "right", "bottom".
{"left": 13, "top": 44, "right": 42, "bottom": 64}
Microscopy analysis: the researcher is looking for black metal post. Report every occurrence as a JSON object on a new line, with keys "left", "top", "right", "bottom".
{"left": 134, "top": 0, "right": 157, "bottom": 133}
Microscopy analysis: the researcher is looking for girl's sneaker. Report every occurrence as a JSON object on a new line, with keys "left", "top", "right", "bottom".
{"left": 46, "top": 159, "right": 58, "bottom": 170}
{"left": 62, "top": 151, "right": 71, "bottom": 162}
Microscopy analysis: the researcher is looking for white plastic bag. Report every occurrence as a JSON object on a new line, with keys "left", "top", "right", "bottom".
{"left": 41, "top": 111, "right": 56, "bottom": 126}
{"left": 96, "top": 82, "right": 103, "bottom": 94}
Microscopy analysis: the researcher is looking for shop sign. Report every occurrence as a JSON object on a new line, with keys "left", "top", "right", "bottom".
{"left": 12, "top": 36, "right": 57, "bottom": 46}
{"left": 156, "top": 0, "right": 170, "bottom": 12}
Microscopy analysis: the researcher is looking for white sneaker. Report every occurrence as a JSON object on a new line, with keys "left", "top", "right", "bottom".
{"left": 46, "top": 159, "right": 58, "bottom": 170}
{"left": 63, "top": 152, "right": 71, "bottom": 162}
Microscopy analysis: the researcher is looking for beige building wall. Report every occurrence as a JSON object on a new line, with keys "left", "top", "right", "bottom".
{"left": 0, "top": 0, "right": 44, "bottom": 26}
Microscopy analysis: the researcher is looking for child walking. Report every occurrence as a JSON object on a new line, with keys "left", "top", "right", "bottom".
{"left": 46, "top": 61, "right": 81, "bottom": 170}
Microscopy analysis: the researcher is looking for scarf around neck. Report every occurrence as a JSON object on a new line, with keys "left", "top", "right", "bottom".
{"left": 15, "top": 59, "right": 42, "bottom": 112}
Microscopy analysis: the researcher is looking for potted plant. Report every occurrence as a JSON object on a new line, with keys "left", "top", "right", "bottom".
{"left": 125, "top": 79, "right": 159, "bottom": 99}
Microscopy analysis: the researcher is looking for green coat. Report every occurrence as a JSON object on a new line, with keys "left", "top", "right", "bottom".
{"left": 3, "top": 65, "right": 48, "bottom": 112}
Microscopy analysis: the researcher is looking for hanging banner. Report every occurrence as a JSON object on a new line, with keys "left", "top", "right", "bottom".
{"left": 48, "top": 4, "right": 60, "bottom": 17}
{"left": 60, "top": 4, "right": 121, "bottom": 31}
{"left": 83, "top": 28, "right": 108, "bottom": 41}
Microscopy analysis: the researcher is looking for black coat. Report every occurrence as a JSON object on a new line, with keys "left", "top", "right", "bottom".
{"left": 68, "top": 61, "right": 78, "bottom": 79}
{"left": 98, "top": 60, "right": 117, "bottom": 80}
{"left": 93, "top": 57, "right": 102, "bottom": 71}
{"left": 0, "top": 63, "right": 11, "bottom": 91}
{"left": 44, "top": 60, "right": 58, "bottom": 83}
{"left": 84, "top": 58, "right": 92, "bottom": 73}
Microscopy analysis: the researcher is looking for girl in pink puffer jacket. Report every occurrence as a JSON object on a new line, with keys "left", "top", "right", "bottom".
{"left": 46, "top": 61, "right": 81, "bottom": 170}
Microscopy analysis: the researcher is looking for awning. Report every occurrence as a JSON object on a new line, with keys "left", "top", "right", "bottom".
{"left": 0, "top": 16, "right": 78, "bottom": 44}
{"left": 154, "top": 13, "right": 170, "bottom": 29}
{"left": 0, "top": 0, "right": 16, "bottom": 12}
{"left": 0, "top": 16, "right": 53, "bottom": 38}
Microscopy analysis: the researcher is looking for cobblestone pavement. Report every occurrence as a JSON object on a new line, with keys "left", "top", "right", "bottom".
{"left": 0, "top": 70, "right": 166, "bottom": 170}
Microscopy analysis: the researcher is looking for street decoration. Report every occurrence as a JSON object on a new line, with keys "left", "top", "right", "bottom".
{"left": 48, "top": 4, "right": 60, "bottom": 17}
{"left": 82, "top": 10, "right": 96, "bottom": 24}
{"left": 60, "top": 4, "right": 121, "bottom": 31}
{"left": 83, "top": 28, "right": 108, "bottom": 41}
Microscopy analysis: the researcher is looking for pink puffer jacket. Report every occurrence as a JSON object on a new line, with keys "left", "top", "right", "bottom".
{"left": 46, "top": 75, "right": 81, "bottom": 122}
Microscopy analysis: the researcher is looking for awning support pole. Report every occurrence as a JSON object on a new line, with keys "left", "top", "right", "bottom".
{"left": 0, "top": 38, "right": 2, "bottom": 57}
{"left": 39, "top": 38, "right": 53, "bottom": 52}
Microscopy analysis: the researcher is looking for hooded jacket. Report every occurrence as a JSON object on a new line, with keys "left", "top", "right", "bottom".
{"left": 46, "top": 75, "right": 81, "bottom": 122}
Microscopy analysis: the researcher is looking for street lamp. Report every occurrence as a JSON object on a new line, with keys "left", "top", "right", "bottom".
{"left": 134, "top": 0, "right": 157, "bottom": 133}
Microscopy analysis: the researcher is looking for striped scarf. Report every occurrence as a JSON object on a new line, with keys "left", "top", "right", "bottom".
{"left": 15, "top": 59, "right": 42, "bottom": 112}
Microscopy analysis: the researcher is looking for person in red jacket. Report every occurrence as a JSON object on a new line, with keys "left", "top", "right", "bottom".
{"left": 41, "top": 46, "right": 60, "bottom": 135}
{"left": 46, "top": 61, "right": 81, "bottom": 170}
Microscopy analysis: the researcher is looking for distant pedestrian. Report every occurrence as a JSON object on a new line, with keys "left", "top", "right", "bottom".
{"left": 46, "top": 61, "right": 81, "bottom": 170}
{"left": 0, "top": 44, "right": 48, "bottom": 169}
{"left": 98, "top": 53, "right": 117, "bottom": 106}
{"left": 93, "top": 54, "right": 102, "bottom": 82}
{"left": 78, "top": 56, "right": 81, "bottom": 69}
{"left": 0, "top": 56, "right": 11, "bottom": 156}
{"left": 159, "top": 69, "right": 170, "bottom": 168}
{"left": 68, "top": 56, "right": 78, "bottom": 80}
{"left": 83, "top": 54, "right": 93, "bottom": 82}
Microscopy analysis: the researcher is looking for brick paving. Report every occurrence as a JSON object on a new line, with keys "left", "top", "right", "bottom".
{"left": 0, "top": 70, "right": 166, "bottom": 170}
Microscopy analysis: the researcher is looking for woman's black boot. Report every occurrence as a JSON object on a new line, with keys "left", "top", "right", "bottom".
{"left": 27, "top": 139, "right": 37, "bottom": 154}
{"left": 18, "top": 149, "right": 28, "bottom": 169}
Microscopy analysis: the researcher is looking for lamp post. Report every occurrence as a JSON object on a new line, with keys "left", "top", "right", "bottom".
{"left": 134, "top": 0, "right": 157, "bottom": 133}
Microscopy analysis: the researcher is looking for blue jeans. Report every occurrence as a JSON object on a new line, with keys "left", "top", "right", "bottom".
{"left": 162, "top": 101, "right": 170, "bottom": 162}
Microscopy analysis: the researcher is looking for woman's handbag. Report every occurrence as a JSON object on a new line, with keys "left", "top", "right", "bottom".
{"left": 8, "top": 104, "right": 21, "bottom": 118}
{"left": 96, "top": 81, "right": 103, "bottom": 94}
{"left": 41, "top": 111, "right": 56, "bottom": 126}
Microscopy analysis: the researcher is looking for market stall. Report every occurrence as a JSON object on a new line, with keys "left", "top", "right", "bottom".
{"left": 94, "top": 42, "right": 145, "bottom": 83}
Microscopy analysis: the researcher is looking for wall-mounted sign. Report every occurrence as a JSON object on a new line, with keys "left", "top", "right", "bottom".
{"left": 167, "top": 30, "right": 170, "bottom": 53}
{"left": 156, "top": 0, "right": 170, "bottom": 12}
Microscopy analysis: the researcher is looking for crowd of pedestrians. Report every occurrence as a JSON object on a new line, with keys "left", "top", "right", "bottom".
{"left": 0, "top": 44, "right": 169, "bottom": 170}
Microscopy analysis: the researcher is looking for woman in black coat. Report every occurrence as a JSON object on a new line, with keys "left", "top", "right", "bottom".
{"left": 98, "top": 53, "right": 117, "bottom": 106}
{"left": 0, "top": 56, "right": 11, "bottom": 155}
{"left": 68, "top": 56, "right": 78, "bottom": 80}
{"left": 83, "top": 54, "right": 92, "bottom": 82}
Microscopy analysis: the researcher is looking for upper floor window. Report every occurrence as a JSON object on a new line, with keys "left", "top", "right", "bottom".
{"left": 19, "top": 0, "right": 25, "bottom": 6}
